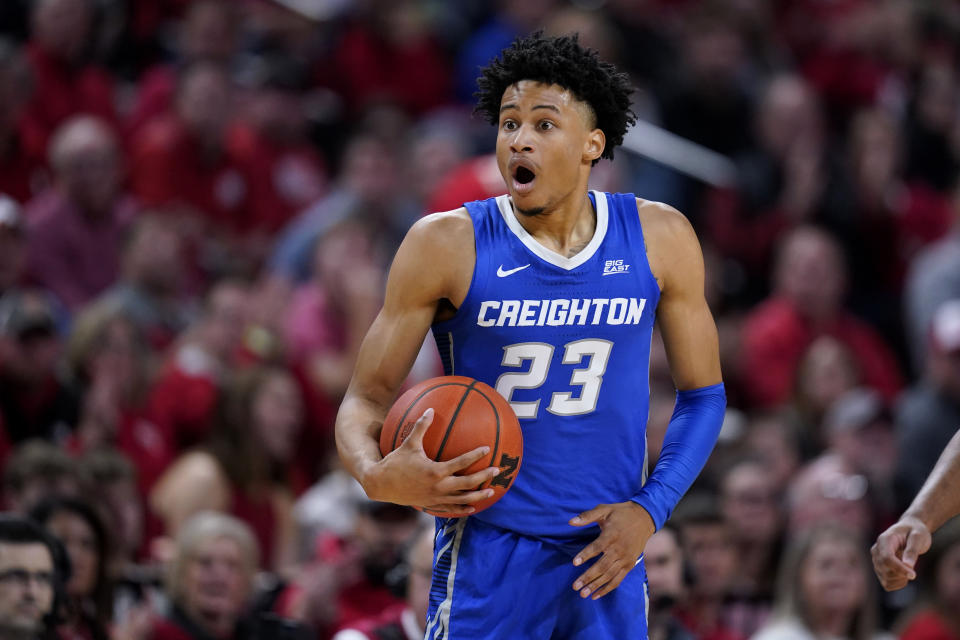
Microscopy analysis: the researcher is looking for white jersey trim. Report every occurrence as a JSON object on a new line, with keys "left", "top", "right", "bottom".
{"left": 495, "top": 191, "right": 609, "bottom": 271}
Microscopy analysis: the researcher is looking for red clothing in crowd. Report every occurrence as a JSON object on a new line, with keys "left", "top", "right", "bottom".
{"left": 20, "top": 43, "right": 117, "bottom": 159}
{"left": 740, "top": 296, "right": 903, "bottom": 408}
{"left": 24, "top": 190, "right": 138, "bottom": 311}
{"left": 0, "top": 134, "right": 47, "bottom": 203}
{"left": 900, "top": 609, "right": 960, "bottom": 640}
{"left": 131, "top": 115, "right": 247, "bottom": 230}
{"left": 146, "top": 345, "right": 221, "bottom": 454}
{"left": 276, "top": 533, "right": 404, "bottom": 640}
{"left": 425, "top": 154, "right": 505, "bottom": 215}
{"left": 126, "top": 65, "right": 178, "bottom": 139}
{"left": 334, "top": 604, "right": 421, "bottom": 640}
{"left": 229, "top": 487, "right": 277, "bottom": 569}
{"left": 327, "top": 21, "right": 451, "bottom": 116}
{"left": 227, "top": 124, "right": 327, "bottom": 234}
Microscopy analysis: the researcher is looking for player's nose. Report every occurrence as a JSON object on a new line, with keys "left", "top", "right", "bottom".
{"left": 509, "top": 125, "right": 534, "bottom": 153}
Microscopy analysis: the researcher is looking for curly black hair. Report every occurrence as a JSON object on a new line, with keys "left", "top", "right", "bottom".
{"left": 474, "top": 32, "right": 636, "bottom": 164}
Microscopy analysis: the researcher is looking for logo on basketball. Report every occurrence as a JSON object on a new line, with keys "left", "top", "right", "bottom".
{"left": 490, "top": 453, "right": 520, "bottom": 489}
{"left": 397, "top": 420, "right": 416, "bottom": 444}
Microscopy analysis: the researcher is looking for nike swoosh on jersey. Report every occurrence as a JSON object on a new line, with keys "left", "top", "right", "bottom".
{"left": 496, "top": 264, "right": 531, "bottom": 277}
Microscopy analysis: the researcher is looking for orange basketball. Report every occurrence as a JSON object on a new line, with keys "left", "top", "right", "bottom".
{"left": 379, "top": 375, "right": 523, "bottom": 516}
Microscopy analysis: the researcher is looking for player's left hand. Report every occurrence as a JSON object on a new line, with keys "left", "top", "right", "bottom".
{"left": 569, "top": 502, "right": 655, "bottom": 599}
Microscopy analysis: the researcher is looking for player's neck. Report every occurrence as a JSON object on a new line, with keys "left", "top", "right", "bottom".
{"left": 510, "top": 190, "right": 596, "bottom": 259}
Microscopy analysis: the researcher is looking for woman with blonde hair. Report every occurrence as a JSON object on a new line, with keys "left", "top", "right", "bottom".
{"left": 752, "top": 524, "right": 890, "bottom": 640}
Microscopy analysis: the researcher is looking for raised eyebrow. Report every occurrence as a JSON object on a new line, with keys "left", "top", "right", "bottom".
{"left": 498, "top": 104, "right": 561, "bottom": 114}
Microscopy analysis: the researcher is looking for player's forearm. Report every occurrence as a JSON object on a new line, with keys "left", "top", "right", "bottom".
{"left": 904, "top": 429, "right": 960, "bottom": 532}
{"left": 334, "top": 393, "right": 389, "bottom": 494}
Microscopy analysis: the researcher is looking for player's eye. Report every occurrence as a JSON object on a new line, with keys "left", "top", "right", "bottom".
{"left": 538, "top": 120, "right": 554, "bottom": 131}
{"left": 502, "top": 120, "right": 518, "bottom": 131}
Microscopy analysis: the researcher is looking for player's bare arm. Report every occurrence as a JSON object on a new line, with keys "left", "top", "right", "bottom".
{"left": 570, "top": 200, "right": 722, "bottom": 600}
{"left": 335, "top": 210, "right": 500, "bottom": 515}
{"left": 872, "top": 429, "right": 960, "bottom": 590}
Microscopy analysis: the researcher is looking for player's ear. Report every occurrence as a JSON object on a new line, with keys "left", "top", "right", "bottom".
{"left": 583, "top": 128, "right": 605, "bottom": 164}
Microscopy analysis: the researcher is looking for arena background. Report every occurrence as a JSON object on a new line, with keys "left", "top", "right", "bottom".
{"left": 0, "top": 0, "right": 959, "bottom": 638}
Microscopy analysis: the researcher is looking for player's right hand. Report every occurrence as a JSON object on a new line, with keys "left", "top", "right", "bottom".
{"left": 871, "top": 515, "right": 932, "bottom": 591}
{"left": 363, "top": 408, "right": 500, "bottom": 517}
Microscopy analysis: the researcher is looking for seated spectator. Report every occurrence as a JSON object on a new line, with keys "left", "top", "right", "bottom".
{"left": 2, "top": 440, "right": 80, "bottom": 513}
{"left": 127, "top": 0, "right": 241, "bottom": 138}
{"left": 66, "top": 305, "right": 171, "bottom": 494}
{"left": 0, "top": 291, "right": 77, "bottom": 444}
{"left": 0, "top": 39, "right": 46, "bottom": 204}
{"left": 326, "top": 0, "right": 451, "bottom": 116}
{"left": 895, "top": 300, "right": 960, "bottom": 513}
{"left": 284, "top": 220, "right": 384, "bottom": 403}
{"left": 898, "top": 519, "right": 960, "bottom": 640}
{"left": 703, "top": 75, "right": 843, "bottom": 298}
{"left": 424, "top": 154, "right": 506, "bottom": 215}
{"left": 148, "top": 512, "right": 258, "bottom": 639}
{"left": 645, "top": 525, "right": 696, "bottom": 640}
{"left": 751, "top": 525, "right": 886, "bottom": 640}
{"left": 785, "top": 455, "right": 873, "bottom": 540}
{"left": 785, "top": 336, "right": 861, "bottom": 455}
{"left": 20, "top": 0, "right": 117, "bottom": 160}
{"left": 77, "top": 449, "right": 145, "bottom": 571}
{"left": 0, "top": 515, "right": 60, "bottom": 640}
{"left": 331, "top": 523, "right": 433, "bottom": 640}
{"left": 94, "top": 215, "right": 193, "bottom": 352}
{"left": 24, "top": 115, "right": 137, "bottom": 311}
{"left": 904, "top": 189, "right": 960, "bottom": 374}
{"left": 229, "top": 52, "right": 327, "bottom": 236}
{"left": 269, "top": 133, "right": 411, "bottom": 285}
{"left": 821, "top": 388, "right": 898, "bottom": 527}
{"left": 278, "top": 499, "right": 420, "bottom": 636}
{"left": 740, "top": 226, "right": 903, "bottom": 408}
{"left": 719, "top": 459, "right": 782, "bottom": 635}
{"left": 151, "top": 366, "right": 303, "bottom": 571}
{"left": 672, "top": 496, "right": 745, "bottom": 640}
{"left": 146, "top": 279, "right": 249, "bottom": 453}
{"left": 131, "top": 62, "right": 247, "bottom": 232}
{"left": 742, "top": 412, "right": 802, "bottom": 496}
{"left": 30, "top": 497, "right": 111, "bottom": 640}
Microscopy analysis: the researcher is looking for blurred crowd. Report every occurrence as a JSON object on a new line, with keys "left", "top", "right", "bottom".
{"left": 1, "top": 0, "right": 960, "bottom": 639}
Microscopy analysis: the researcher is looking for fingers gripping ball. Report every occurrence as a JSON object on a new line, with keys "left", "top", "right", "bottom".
{"left": 380, "top": 376, "right": 523, "bottom": 516}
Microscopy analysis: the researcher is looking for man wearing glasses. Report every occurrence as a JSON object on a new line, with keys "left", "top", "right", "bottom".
{"left": 0, "top": 515, "right": 57, "bottom": 640}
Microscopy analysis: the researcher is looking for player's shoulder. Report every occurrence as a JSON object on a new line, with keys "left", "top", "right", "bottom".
{"left": 633, "top": 197, "right": 695, "bottom": 242}
{"left": 404, "top": 206, "right": 474, "bottom": 253}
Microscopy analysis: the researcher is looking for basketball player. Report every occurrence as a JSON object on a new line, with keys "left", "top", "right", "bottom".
{"left": 336, "top": 33, "right": 725, "bottom": 638}
{"left": 872, "top": 429, "right": 960, "bottom": 591}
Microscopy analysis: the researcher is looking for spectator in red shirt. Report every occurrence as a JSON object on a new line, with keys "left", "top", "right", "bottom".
{"left": 21, "top": 0, "right": 117, "bottom": 161}
{"left": 898, "top": 520, "right": 960, "bottom": 640}
{"left": 278, "top": 499, "right": 421, "bottom": 638}
{"left": 146, "top": 279, "right": 248, "bottom": 454}
{"left": 24, "top": 116, "right": 138, "bottom": 312}
{"left": 127, "top": 0, "right": 241, "bottom": 138}
{"left": 740, "top": 225, "right": 903, "bottom": 408}
{"left": 0, "top": 38, "right": 47, "bottom": 204}
{"left": 229, "top": 52, "right": 327, "bottom": 237}
{"left": 67, "top": 305, "right": 171, "bottom": 496}
{"left": 131, "top": 62, "right": 247, "bottom": 232}
{"left": 327, "top": 0, "right": 452, "bottom": 116}
{"left": 0, "top": 290, "right": 77, "bottom": 445}
{"left": 331, "top": 523, "right": 434, "bottom": 640}
{"left": 150, "top": 366, "right": 304, "bottom": 572}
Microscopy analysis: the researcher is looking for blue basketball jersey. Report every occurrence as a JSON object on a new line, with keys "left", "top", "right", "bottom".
{"left": 431, "top": 191, "right": 661, "bottom": 539}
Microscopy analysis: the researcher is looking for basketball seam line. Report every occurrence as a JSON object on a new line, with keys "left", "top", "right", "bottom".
{"left": 390, "top": 382, "right": 470, "bottom": 451}
{"left": 470, "top": 388, "right": 501, "bottom": 488}
{"left": 434, "top": 380, "right": 478, "bottom": 461}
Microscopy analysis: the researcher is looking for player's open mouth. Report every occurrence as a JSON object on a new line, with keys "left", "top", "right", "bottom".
{"left": 512, "top": 165, "right": 536, "bottom": 195}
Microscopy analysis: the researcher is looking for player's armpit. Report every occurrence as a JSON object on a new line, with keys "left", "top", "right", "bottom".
{"left": 638, "top": 200, "right": 722, "bottom": 390}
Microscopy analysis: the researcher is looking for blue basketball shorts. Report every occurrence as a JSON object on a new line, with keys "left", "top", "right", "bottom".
{"left": 423, "top": 516, "right": 649, "bottom": 639}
